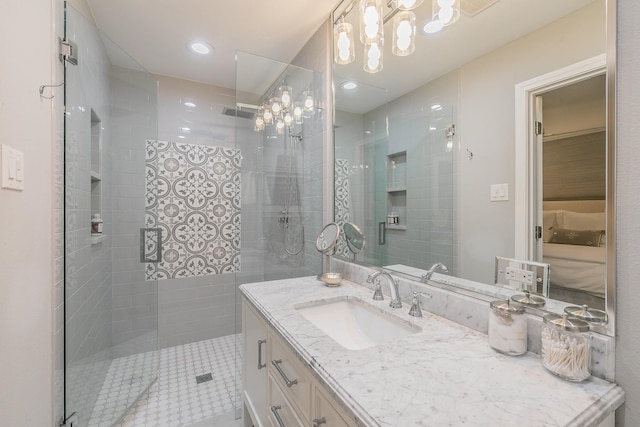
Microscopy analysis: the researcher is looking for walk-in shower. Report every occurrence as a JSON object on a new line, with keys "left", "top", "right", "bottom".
{"left": 61, "top": 4, "right": 325, "bottom": 425}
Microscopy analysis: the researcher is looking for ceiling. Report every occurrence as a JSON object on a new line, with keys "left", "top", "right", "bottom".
{"left": 83, "top": 0, "right": 599, "bottom": 112}
{"left": 85, "top": 0, "right": 340, "bottom": 90}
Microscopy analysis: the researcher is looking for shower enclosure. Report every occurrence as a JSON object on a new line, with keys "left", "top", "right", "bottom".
{"left": 62, "top": 3, "right": 160, "bottom": 426}
{"left": 61, "top": 4, "right": 324, "bottom": 426}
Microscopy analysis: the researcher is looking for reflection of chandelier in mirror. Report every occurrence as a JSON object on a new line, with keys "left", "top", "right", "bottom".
{"left": 334, "top": 0, "right": 460, "bottom": 73}
{"left": 253, "top": 83, "right": 314, "bottom": 135}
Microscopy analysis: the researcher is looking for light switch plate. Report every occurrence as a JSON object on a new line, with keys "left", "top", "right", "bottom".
{"left": 490, "top": 183, "right": 508, "bottom": 201}
{"left": 1, "top": 144, "right": 25, "bottom": 191}
{"left": 495, "top": 256, "right": 550, "bottom": 295}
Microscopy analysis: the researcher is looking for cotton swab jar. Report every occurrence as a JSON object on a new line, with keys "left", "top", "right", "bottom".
{"left": 541, "top": 313, "right": 591, "bottom": 382}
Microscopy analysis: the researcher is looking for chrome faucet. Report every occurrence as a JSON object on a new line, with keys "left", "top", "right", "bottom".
{"left": 367, "top": 271, "right": 402, "bottom": 308}
{"left": 421, "top": 262, "right": 448, "bottom": 282}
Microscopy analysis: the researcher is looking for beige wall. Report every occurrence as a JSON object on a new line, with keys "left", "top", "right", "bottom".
{"left": 0, "top": 0, "right": 55, "bottom": 425}
{"left": 457, "top": 0, "right": 606, "bottom": 283}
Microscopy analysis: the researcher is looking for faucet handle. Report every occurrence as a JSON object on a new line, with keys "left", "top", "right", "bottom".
{"left": 366, "top": 273, "right": 375, "bottom": 283}
{"left": 409, "top": 292, "right": 423, "bottom": 317}
{"left": 372, "top": 283, "right": 384, "bottom": 301}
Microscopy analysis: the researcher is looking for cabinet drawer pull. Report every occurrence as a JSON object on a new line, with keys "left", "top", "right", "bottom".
{"left": 270, "top": 405, "right": 286, "bottom": 427}
{"left": 271, "top": 359, "right": 298, "bottom": 387}
{"left": 313, "top": 417, "right": 327, "bottom": 426}
{"left": 257, "top": 339, "right": 266, "bottom": 370}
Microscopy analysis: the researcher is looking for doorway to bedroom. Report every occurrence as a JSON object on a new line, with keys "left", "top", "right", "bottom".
{"left": 517, "top": 57, "right": 607, "bottom": 310}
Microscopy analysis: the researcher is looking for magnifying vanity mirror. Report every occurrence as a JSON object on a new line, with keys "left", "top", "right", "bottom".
{"left": 343, "top": 222, "right": 366, "bottom": 255}
{"left": 316, "top": 223, "right": 344, "bottom": 286}
{"left": 331, "top": 0, "right": 615, "bottom": 335}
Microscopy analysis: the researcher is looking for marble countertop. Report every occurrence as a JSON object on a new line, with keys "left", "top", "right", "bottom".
{"left": 240, "top": 276, "right": 624, "bottom": 427}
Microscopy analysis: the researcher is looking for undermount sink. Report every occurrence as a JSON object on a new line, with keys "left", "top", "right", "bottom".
{"left": 294, "top": 296, "right": 421, "bottom": 350}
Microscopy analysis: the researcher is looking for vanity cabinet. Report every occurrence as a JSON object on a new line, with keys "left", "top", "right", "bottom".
{"left": 242, "top": 297, "right": 355, "bottom": 427}
{"left": 243, "top": 301, "right": 268, "bottom": 426}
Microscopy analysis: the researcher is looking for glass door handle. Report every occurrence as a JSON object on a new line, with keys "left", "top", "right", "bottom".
{"left": 140, "top": 228, "right": 162, "bottom": 263}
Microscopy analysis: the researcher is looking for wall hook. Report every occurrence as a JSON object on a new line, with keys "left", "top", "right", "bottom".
{"left": 466, "top": 148, "right": 474, "bottom": 160}
{"left": 39, "top": 82, "right": 64, "bottom": 100}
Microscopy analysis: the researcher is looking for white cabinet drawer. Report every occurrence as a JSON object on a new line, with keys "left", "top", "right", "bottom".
{"left": 268, "top": 373, "right": 305, "bottom": 427}
{"left": 314, "top": 388, "right": 351, "bottom": 427}
{"left": 269, "top": 333, "right": 312, "bottom": 420}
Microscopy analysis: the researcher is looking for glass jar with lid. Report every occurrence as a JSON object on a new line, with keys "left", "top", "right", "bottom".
{"left": 541, "top": 313, "right": 591, "bottom": 382}
{"left": 488, "top": 299, "right": 527, "bottom": 356}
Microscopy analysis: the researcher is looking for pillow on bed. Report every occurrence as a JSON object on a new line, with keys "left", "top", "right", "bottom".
{"left": 548, "top": 227, "right": 605, "bottom": 247}
{"left": 543, "top": 210, "right": 561, "bottom": 242}
{"left": 561, "top": 210, "right": 605, "bottom": 231}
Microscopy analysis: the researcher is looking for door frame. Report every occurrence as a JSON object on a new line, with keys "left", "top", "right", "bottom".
{"left": 513, "top": 54, "right": 606, "bottom": 260}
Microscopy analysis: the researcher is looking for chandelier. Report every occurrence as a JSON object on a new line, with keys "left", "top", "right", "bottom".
{"left": 334, "top": 0, "right": 461, "bottom": 73}
{"left": 253, "top": 83, "right": 315, "bottom": 135}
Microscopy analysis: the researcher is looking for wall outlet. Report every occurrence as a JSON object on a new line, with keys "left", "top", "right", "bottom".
{"left": 495, "top": 256, "right": 550, "bottom": 295}
{"left": 505, "top": 267, "right": 533, "bottom": 285}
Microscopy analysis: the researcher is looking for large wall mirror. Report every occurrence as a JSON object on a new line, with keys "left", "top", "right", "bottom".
{"left": 331, "top": 0, "right": 615, "bottom": 335}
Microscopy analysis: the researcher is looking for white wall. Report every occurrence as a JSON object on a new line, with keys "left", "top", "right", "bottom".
{"left": 0, "top": 0, "right": 55, "bottom": 425}
{"left": 615, "top": 0, "right": 640, "bottom": 424}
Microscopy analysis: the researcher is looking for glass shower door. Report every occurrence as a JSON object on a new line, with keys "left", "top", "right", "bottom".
{"left": 63, "top": 2, "right": 159, "bottom": 426}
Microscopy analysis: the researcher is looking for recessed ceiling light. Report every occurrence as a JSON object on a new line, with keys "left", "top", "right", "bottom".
{"left": 180, "top": 127, "right": 191, "bottom": 133}
{"left": 431, "top": 104, "right": 442, "bottom": 110}
{"left": 423, "top": 19, "right": 444, "bottom": 34}
{"left": 183, "top": 100, "right": 196, "bottom": 108}
{"left": 340, "top": 81, "right": 358, "bottom": 90}
{"left": 178, "top": 135, "right": 186, "bottom": 139}
{"left": 187, "top": 40, "right": 213, "bottom": 55}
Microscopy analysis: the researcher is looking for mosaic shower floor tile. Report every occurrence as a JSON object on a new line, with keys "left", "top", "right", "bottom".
{"left": 87, "top": 334, "right": 241, "bottom": 427}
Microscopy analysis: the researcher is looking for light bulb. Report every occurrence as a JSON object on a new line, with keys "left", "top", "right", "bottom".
{"left": 293, "top": 105, "right": 303, "bottom": 121}
{"left": 397, "top": 36, "right": 411, "bottom": 51}
{"left": 338, "top": 32, "right": 351, "bottom": 50}
{"left": 364, "top": 41, "right": 383, "bottom": 73}
{"left": 360, "top": 0, "right": 383, "bottom": 42}
{"left": 263, "top": 108, "right": 273, "bottom": 123}
{"left": 284, "top": 112, "right": 293, "bottom": 126}
{"left": 432, "top": 0, "right": 459, "bottom": 27}
{"left": 439, "top": 6, "right": 453, "bottom": 24}
{"left": 279, "top": 86, "right": 292, "bottom": 108}
{"left": 276, "top": 119, "right": 285, "bottom": 134}
{"left": 334, "top": 21, "right": 355, "bottom": 65}
{"left": 397, "top": 0, "right": 424, "bottom": 9}
{"left": 271, "top": 99, "right": 281, "bottom": 115}
{"left": 368, "top": 42, "right": 381, "bottom": 60}
{"left": 304, "top": 95, "right": 314, "bottom": 110}
{"left": 392, "top": 11, "right": 415, "bottom": 56}
{"left": 397, "top": 20, "right": 412, "bottom": 38}
{"left": 255, "top": 116, "right": 264, "bottom": 127}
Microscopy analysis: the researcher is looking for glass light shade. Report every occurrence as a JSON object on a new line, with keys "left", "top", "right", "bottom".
{"left": 334, "top": 22, "right": 355, "bottom": 65}
{"left": 396, "top": 0, "right": 424, "bottom": 10}
{"left": 254, "top": 115, "right": 265, "bottom": 132}
{"left": 303, "top": 90, "right": 315, "bottom": 111}
{"left": 363, "top": 40, "right": 383, "bottom": 73}
{"left": 262, "top": 105, "right": 273, "bottom": 124}
{"left": 432, "top": 0, "right": 460, "bottom": 26}
{"left": 392, "top": 11, "right": 416, "bottom": 56}
{"left": 276, "top": 119, "right": 285, "bottom": 134}
{"left": 359, "top": 0, "right": 384, "bottom": 43}
{"left": 270, "top": 97, "right": 282, "bottom": 116}
{"left": 279, "top": 85, "right": 292, "bottom": 108}
{"left": 283, "top": 112, "right": 293, "bottom": 127}
{"left": 293, "top": 103, "right": 303, "bottom": 123}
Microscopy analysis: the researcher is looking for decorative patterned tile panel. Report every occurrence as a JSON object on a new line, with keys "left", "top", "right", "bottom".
{"left": 335, "top": 158, "right": 351, "bottom": 258}
{"left": 145, "top": 140, "right": 241, "bottom": 280}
